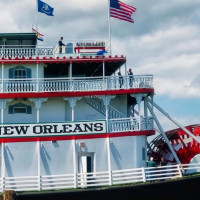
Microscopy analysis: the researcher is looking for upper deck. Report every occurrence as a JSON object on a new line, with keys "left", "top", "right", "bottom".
{"left": 0, "top": 33, "right": 154, "bottom": 97}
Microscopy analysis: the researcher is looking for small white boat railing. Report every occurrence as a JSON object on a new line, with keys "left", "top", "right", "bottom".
{"left": 0, "top": 45, "right": 55, "bottom": 58}
{"left": 0, "top": 75, "right": 153, "bottom": 93}
{"left": 110, "top": 117, "right": 154, "bottom": 132}
{"left": 1, "top": 163, "right": 199, "bottom": 192}
{"left": 0, "top": 40, "right": 110, "bottom": 58}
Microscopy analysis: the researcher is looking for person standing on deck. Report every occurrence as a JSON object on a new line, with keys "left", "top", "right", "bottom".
{"left": 127, "top": 68, "right": 134, "bottom": 88}
{"left": 58, "top": 37, "right": 65, "bottom": 53}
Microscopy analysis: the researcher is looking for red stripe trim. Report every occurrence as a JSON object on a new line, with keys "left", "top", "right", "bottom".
{"left": 0, "top": 88, "right": 154, "bottom": 99}
{"left": 0, "top": 57, "right": 126, "bottom": 64}
{"left": 0, "top": 130, "right": 155, "bottom": 143}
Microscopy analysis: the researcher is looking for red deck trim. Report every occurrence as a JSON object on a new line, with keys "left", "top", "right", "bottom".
{"left": 0, "top": 56, "right": 126, "bottom": 64}
{"left": 0, "top": 130, "right": 155, "bottom": 143}
{"left": 0, "top": 88, "right": 154, "bottom": 99}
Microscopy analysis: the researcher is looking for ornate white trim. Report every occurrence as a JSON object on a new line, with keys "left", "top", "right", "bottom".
{"left": 63, "top": 97, "right": 82, "bottom": 108}
{"left": 28, "top": 98, "right": 48, "bottom": 109}
{"left": 97, "top": 95, "right": 116, "bottom": 107}
{"left": 130, "top": 94, "right": 147, "bottom": 105}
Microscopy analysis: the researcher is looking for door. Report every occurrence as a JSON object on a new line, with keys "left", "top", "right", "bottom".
{"left": 78, "top": 153, "right": 94, "bottom": 187}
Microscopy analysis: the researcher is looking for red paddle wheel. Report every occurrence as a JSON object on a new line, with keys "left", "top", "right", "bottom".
{"left": 148, "top": 125, "right": 200, "bottom": 164}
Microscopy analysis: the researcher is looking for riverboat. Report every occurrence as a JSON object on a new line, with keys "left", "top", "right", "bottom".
{"left": 1, "top": 33, "right": 199, "bottom": 193}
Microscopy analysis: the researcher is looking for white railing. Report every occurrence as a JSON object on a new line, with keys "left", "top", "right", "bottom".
{"left": 1, "top": 163, "right": 199, "bottom": 192}
{"left": 0, "top": 40, "right": 110, "bottom": 58}
{"left": 55, "top": 39, "right": 110, "bottom": 54}
{"left": 84, "top": 97, "right": 126, "bottom": 119}
{"left": 110, "top": 117, "right": 154, "bottom": 132}
{"left": 0, "top": 75, "right": 153, "bottom": 93}
{"left": 0, "top": 45, "right": 54, "bottom": 58}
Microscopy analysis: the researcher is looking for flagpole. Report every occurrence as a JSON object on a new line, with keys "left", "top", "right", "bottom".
{"left": 108, "top": 0, "right": 112, "bottom": 55}
{"left": 36, "top": 0, "right": 38, "bottom": 47}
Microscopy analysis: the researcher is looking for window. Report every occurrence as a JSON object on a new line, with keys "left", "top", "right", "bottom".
{"left": 9, "top": 103, "right": 32, "bottom": 114}
{"left": 14, "top": 69, "right": 27, "bottom": 79}
{"left": 9, "top": 66, "right": 31, "bottom": 79}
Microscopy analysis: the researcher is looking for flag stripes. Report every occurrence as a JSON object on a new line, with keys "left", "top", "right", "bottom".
{"left": 110, "top": 0, "right": 136, "bottom": 23}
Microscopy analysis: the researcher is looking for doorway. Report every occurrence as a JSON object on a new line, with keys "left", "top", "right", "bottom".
{"left": 78, "top": 153, "right": 94, "bottom": 187}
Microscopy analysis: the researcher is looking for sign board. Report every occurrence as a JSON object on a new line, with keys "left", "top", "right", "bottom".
{"left": 0, "top": 121, "right": 106, "bottom": 138}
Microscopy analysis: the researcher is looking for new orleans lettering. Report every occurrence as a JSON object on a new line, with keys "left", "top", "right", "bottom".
{"left": 0, "top": 122, "right": 105, "bottom": 137}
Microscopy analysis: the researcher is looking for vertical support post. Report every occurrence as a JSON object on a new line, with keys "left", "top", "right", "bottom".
{"left": 103, "top": 62, "right": 105, "bottom": 78}
{"left": 63, "top": 97, "right": 82, "bottom": 122}
{"left": 108, "top": 0, "right": 112, "bottom": 55}
{"left": 1, "top": 62, "right": 4, "bottom": 93}
{"left": 131, "top": 94, "right": 148, "bottom": 130}
{"left": 36, "top": 62, "right": 39, "bottom": 92}
{"left": 0, "top": 99, "right": 12, "bottom": 125}
{"left": 107, "top": 137, "right": 112, "bottom": 185}
{"left": 37, "top": 108, "right": 40, "bottom": 123}
{"left": 72, "top": 106, "right": 74, "bottom": 122}
{"left": 69, "top": 62, "right": 73, "bottom": 91}
{"left": 142, "top": 167, "right": 146, "bottom": 183}
{"left": 124, "top": 62, "right": 128, "bottom": 88}
{"left": 70, "top": 62, "right": 72, "bottom": 78}
{"left": 37, "top": 141, "right": 41, "bottom": 190}
{"left": 1, "top": 107, "right": 3, "bottom": 125}
{"left": 1, "top": 143, "right": 5, "bottom": 192}
{"left": 28, "top": 98, "right": 48, "bottom": 191}
{"left": 98, "top": 95, "right": 116, "bottom": 132}
{"left": 105, "top": 104, "right": 109, "bottom": 132}
{"left": 97, "top": 95, "right": 115, "bottom": 185}
{"left": 72, "top": 138, "right": 77, "bottom": 188}
{"left": 144, "top": 96, "right": 148, "bottom": 118}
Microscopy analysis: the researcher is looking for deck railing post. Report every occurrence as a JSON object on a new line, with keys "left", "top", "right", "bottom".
{"left": 178, "top": 164, "right": 183, "bottom": 178}
{"left": 142, "top": 167, "right": 146, "bottom": 183}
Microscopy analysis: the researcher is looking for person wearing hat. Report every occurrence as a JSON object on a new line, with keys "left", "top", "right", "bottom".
{"left": 128, "top": 68, "right": 134, "bottom": 87}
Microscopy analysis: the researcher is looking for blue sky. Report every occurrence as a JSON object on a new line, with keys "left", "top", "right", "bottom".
{"left": 0, "top": 0, "right": 200, "bottom": 132}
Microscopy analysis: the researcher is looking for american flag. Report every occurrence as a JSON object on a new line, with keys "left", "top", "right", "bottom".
{"left": 110, "top": 0, "right": 136, "bottom": 23}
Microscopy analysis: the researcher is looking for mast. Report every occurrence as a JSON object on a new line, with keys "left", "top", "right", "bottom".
{"left": 108, "top": 0, "right": 112, "bottom": 55}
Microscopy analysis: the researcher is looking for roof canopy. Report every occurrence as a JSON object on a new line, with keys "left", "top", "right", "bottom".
{"left": 0, "top": 33, "right": 37, "bottom": 47}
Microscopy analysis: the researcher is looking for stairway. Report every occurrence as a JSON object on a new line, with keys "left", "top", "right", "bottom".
{"left": 84, "top": 97, "right": 125, "bottom": 119}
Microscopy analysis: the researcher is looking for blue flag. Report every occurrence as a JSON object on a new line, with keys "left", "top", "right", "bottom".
{"left": 38, "top": 0, "right": 54, "bottom": 16}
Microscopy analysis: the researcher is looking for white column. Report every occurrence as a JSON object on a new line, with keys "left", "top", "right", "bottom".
{"left": 37, "top": 141, "right": 41, "bottom": 190}
{"left": 107, "top": 137, "right": 112, "bottom": 185}
{"left": 0, "top": 99, "right": 12, "bottom": 124}
{"left": 124, "top": 62, "right": 127, "bottom": 76}
{"left": 98, "top": 95, "right": 116, "bottom": 132}
{"left": 72, "top": 139, "right": 77, "bottom": 188}
{"left": 69, "top": 62, "right": 72, "bottom": 78}
{"left": 124, "top": 62, "right": 128, "bottom": 88}
{"left": 103, "top": 62, "right": 105, "bottom": 77}
{"left": 1, "top": 62, "right": 4, "bottom": 93}
{"left": 144, "top": 96, "right": 148, "bottom": 118}
{"left": 131, "top": 95, "right": 142, "bottom": 130}
{"left": 131, "top": 94, "right": 147, "bottom": 130}
{"left": 28, "top": 98, "right": 48, "bottom": 123}
{"left": 63, "top": 97, "right": 82, "bottom": 121}
{"left": 28, "top": 98, "right": 48, "bottom": 190}
{"left": 1, "top": 143, "right": 5, "bottom": 191}
{"left": 36, "top": 62, "right": 39, "bottom": 92}
{"left": 97, "top": 95, "right": 115, "bottom": 185}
